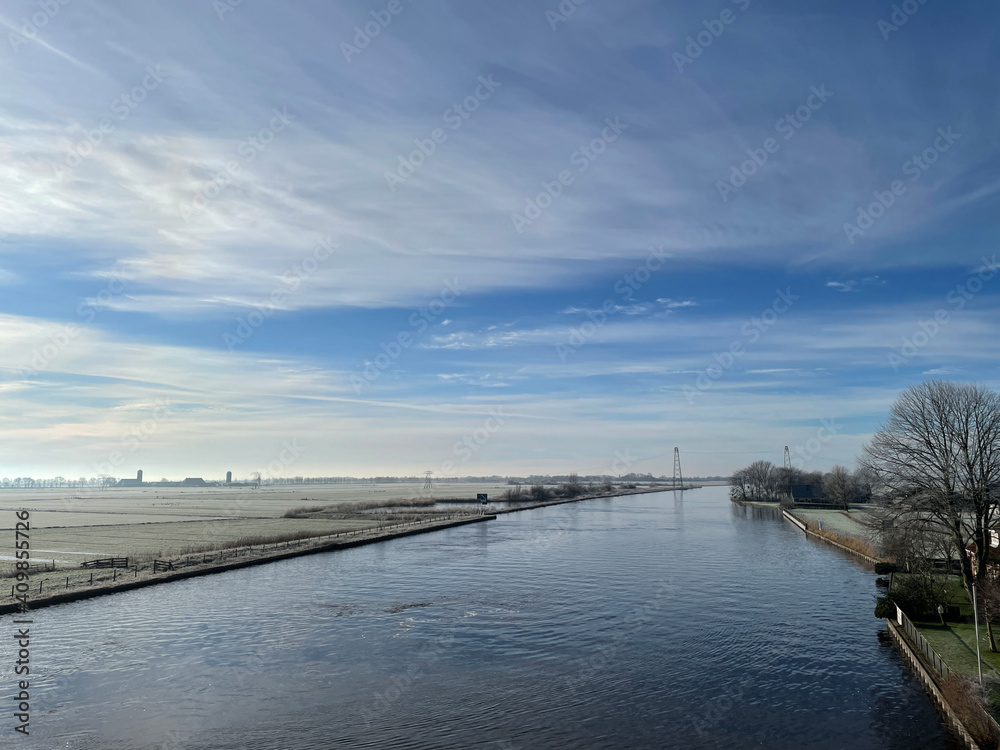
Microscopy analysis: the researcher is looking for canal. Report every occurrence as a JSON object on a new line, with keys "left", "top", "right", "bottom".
{"left": 1, "top": 486, "right": 956, "bottom": 748}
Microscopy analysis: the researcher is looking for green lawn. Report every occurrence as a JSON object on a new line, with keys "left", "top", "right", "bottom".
{"left": 916, "top": 621, "right": 1000, "bottom": 677}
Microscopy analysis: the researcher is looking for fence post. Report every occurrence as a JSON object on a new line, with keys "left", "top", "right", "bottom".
{"left": 38, "top": 580, "right": 42, "bottom": 594}
{"left": 90, "top": 572, "right": 93, "bottom": 585}
{"left": 66, "top": 577, "right": 69, "bottom": 589}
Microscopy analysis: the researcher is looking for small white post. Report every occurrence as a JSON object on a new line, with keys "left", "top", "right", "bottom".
{"left": 973, "top": 582, "right": 984, "bottom": 689}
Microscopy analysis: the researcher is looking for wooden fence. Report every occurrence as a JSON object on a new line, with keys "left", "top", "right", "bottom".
{"left": 81, "top": 557, "right": 129, "bottom": 569}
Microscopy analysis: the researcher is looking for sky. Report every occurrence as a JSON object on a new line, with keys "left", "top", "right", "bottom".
{"left": 0, "top": 0, "right": 998, "bottom": 481}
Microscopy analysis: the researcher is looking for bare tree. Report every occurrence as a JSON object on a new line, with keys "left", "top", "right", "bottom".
{"left": 823, "top": 465, "right": 853, "bottom": 510}
{"left": 745, "top": 460, "right": 779, "bottom": 501}
{"left": 729, "top": 468, "right": 750, "bottom": 502}
{"left": 862, "top": 380, "right": 1000, "bottom": 598}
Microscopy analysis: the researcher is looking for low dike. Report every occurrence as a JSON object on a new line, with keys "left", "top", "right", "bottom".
{"left": 2, "top": 484, "right": 699, "bottom": 616}
{"left": 0, "top": 514, "right": 493, "bottom": 616}
{"left": 780, "top": 508, "right": 880, "bottom": 566}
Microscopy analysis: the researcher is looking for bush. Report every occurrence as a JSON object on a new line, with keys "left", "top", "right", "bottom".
{"left": 941, "top": 674, "right": 999, "bottom": 749}
{"left": 530, "top": 485, "right": 552, "bottom": 502}
{"left": 502, "top": 484, "right": 524, "bottom": 502}
{"left": 885, "top": 575, "right": 939, "bottom": 620}
{"left": 874, "top": 562, "right": 898, "bottom": 575}
{"left": 874, "top": 596, "right": 896, "bottom": 619}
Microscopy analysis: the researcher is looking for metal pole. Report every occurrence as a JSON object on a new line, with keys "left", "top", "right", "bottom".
{"left": 974, "top": 582, "right": 984, "bottom": 689}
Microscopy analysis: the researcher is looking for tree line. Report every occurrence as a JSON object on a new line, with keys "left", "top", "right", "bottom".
{"left": 729, "top": 461, "right": 874, "bottom": 508}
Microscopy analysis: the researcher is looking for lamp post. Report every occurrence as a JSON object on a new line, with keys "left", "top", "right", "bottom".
{"left": 969, "top": 543, "right": 984, "bottom": 690}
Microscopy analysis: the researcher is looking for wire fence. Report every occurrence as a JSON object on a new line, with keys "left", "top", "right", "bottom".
{"left": 7, "top": 512, "right": 478, "bottom": 601}
{"left": 896, "top": 604, "right": 951, "bottom": 679}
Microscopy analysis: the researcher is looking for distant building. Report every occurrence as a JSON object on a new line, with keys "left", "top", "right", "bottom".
{"left": 226, "top": 471, "right": 232, "bottom": 484}
{"left": 791, "top": 484, "right": 827, "bottom": 505}
{"left": 117, "top": 470, "right": 145, "bottom": 488}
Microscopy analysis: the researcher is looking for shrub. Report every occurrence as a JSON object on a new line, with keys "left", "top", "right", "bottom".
{"left": 530, "top": 485, "right": 552, "bottom": 502}
{"left": 874, "top": 596, "right": 896, "bottom": 619}
{"left": 874, "top": 562, "right": 898, "bottom": 575}
{"left": 885, "top": 575, "right": 939, "bottom": 620}
{"left": 941, "top": 674, "right": 999, "bottom": 749}
{"left": 503, "top": 484, "right": 524, "bottom": 502}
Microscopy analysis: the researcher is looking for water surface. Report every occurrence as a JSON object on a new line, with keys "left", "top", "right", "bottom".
{"left": 1, "top": 487, "right": 956, "bottom": 748}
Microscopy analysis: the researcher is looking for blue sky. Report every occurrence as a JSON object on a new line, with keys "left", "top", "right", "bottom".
{"left": 1, "top": 0, "right": 998, "bottom": 480}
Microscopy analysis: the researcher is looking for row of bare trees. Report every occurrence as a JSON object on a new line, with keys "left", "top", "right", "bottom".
{"left": 729, "top": 461, "right": 873, "bottom": 508}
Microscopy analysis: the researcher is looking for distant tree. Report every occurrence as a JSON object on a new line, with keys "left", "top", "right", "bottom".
{"left": 729, "top": 468, "right": 750, "bottom": 502}
{"left": 850, "top": 465, "right": 877, "bottom": 503}
{"left": 823, "top": 465, "right": 853, "bottom": 510}
{"left": 745, "top": 460, "right": 779, "bottom": 501}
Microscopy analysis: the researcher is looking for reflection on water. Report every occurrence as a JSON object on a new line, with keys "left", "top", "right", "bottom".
{"left": 1, "top": 487, "right": 957, "bottom": 749}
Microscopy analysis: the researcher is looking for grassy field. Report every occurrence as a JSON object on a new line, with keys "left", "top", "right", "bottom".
{"left": 0, "top": 513, "right": 475, "bottom": 602}
{"left": 917, "top": 622, "right": 1000, "bottom": 677}
{"left": 0, "top": 481, "right": 513, "bottom": 572}
{"left": 0, "top": 482, "right": 515, "bottom": 528}
{"left": 3, "top": 517, "right": 398, "bottom": 566}
{"left": 793, "top": 508, "right": 877, "bottom": 539}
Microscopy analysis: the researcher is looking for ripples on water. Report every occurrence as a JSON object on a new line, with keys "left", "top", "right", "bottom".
{"left": 2, "top": 488, "right": 958, "bottom": 749}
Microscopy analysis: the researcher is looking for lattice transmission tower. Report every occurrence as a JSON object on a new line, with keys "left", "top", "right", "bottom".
{"left": 673, "top": 447, "right": 683, "bottom": 488}
{"left": 783, "top": 446, "right": 791, "bottom": 471}
{"left": 423, "top": 471, "right": 433, "bottom": 490}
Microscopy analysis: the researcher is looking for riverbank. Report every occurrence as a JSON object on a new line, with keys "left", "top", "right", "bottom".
{"left": 1, "top": 513, "right": 494, "bottom": 616}
{"left": 1, "top": 484, "right": 695, "bottom": 616}
{"left": 780, "top": 508, "right": 881, "bottom": 565}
